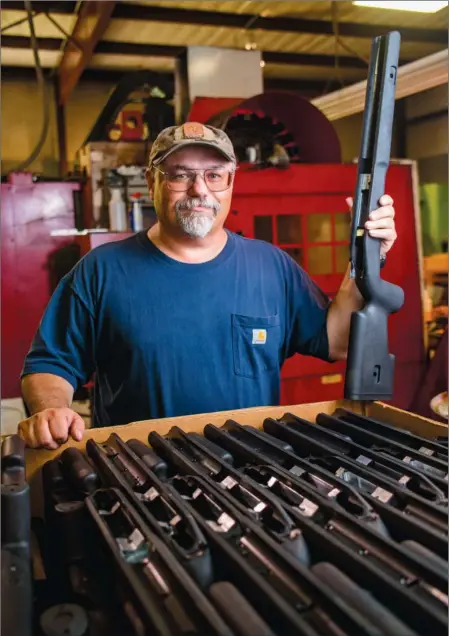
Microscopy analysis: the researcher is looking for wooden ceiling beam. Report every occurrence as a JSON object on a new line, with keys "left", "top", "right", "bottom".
{"left": 1, "top": 1, "right": 77, "bottom": 13}
{"left": 56, "top": 0, "right": 116, "bottom": 105}
{"left": 2, "top": 35, "right": 63, "bottom": 50}
{"left": 1, "top": 35, "right": 385, "bottom": 69}
{"left": 111, "top": 3, "right": 447, "bottom": 44}
{"left": 96, "top": 40, "right": 372, "bottom": 69}
{"left": 1, "top": 64, "right": 175, "bottom": 88}
{"left": 2, "top": 1, "right": 445, "bottom": 44}
{"left": 95, "top": 40, "right": 185, "bottom": 58}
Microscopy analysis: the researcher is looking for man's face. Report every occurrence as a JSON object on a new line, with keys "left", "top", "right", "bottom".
{"left": 146, "top": 146, "right": 235, "bottom": 239}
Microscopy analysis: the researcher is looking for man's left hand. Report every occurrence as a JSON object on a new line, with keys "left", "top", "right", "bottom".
{"left": 346, "top": 194, "right": 397, "bottom": 257}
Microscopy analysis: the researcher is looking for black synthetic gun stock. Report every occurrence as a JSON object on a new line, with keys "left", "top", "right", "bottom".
{"left": 278, "top": 413, "right": 447, "bottom": 506}
{"left": 203, "top": 421, "right": 384, "bottom": 531}
{"left": 263, "top": 418, "right": 448, "bottom": 558}
{"left": 333, "top": 409, "right": 448, "bottom": 460}
{"left": 1, "top": 435, "right": 33, "bottom": 636}
{"left": 316, "top": 412, "right": 448, "bottom": 484}
{"left": 2, "top": 548, "right": 33, "bottom": 636}
{"left": 205, "top": 421, "right": 448, "bottom": 587}
{"left": 41, "top": 458, "right": 126, "bottom": 628}
{"left": 209, "top": 582, "right": 276, "bottom": 636}
{"left": 345, "top": 30, "right": 404, "bottom": 401}
{"left": 60, "top": 447, "right": 101, "bottom": 494}
{"left": 1, "top": 434, "right": 31, "bottom": 561}
{"left": 251, "top": 420, "right": 448, "bottom": 534}
{"left": 242, "top": 462, "right": 448, "bottom": 600}
{"left": 85, "top": 435, "right": 213, "bottom": 587}
{"left": 150, "top": 426, "right": 308, "bottom": 561}
{"left": 310, "top": 562, "right": 417, "bottom": 636}
{"left": 127, "top": 438, "right": 169, "bottom": 479}
{"left": 169, "top": 474, "right": 409, "bottom": 636}
{"left": 85, "top": 488, "right": 234, "bottom": 636}
{"left": 202, "top": 425, "right": 448, "bottom": 627}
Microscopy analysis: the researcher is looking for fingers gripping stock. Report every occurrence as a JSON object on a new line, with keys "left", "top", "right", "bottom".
{"left": 345, "top": 31, "right": 405, "bottom": 402}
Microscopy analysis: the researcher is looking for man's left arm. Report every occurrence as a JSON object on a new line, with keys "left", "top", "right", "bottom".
{"left": 327, "top": 194, "right": 398, "bottom": 361}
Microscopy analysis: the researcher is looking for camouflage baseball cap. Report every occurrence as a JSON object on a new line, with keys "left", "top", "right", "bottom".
{"left": 148, "top": 122, "right": 236, "bottom": 167}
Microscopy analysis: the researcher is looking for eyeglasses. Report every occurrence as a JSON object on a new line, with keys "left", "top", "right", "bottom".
{"left": 155, "top": 167, "right": 235, "bottom": 192}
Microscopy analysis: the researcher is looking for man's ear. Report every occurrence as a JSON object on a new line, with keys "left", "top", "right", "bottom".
{"left": 145, "top": 168, "right": 154, "bottom": 199}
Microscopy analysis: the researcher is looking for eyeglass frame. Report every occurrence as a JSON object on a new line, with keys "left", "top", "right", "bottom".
{"left": 153, "top": 165, "right": 237, "bottom": 192}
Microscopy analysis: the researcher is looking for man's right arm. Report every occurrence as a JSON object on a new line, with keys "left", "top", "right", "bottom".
{"left": 19, "top": 373, "right": 85, "bottom": 449}
{"left": 18, "top": 270, "right": 96, "bottom": 449}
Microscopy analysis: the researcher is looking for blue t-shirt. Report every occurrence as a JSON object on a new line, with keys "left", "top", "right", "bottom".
{"left": 22, "top": 231, "right": 331, "bottom": 428}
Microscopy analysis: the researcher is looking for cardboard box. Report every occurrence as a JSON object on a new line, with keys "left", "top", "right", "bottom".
{"left": 25, "top": 399, "right": 447, "bottom": 519}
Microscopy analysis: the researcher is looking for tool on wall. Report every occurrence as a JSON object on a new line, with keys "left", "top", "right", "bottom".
{"left": 82, "top": 70, "right": 174, "bottom": 145}
{"left": 344, "top": 31, "right": 405, "bottom": 402}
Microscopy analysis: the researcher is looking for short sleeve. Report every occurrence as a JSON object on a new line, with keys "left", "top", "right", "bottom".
{"left": 283, "top": 255, "right": 332, "bottom": 361}
{"left": 21, "top": 275, "right": 96, "bottom": 390}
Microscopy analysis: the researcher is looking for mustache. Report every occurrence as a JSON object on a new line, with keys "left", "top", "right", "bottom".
{"left": 175, "top": 197, "right": 221, "bottom": 213}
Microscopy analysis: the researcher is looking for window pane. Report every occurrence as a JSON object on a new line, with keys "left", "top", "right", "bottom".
{"left": 283, "top": 247, "right": 303, "bottom": 266}
{"left": 277, "top": 215, "right": 302, "bottom": 244}
{"left": 254, "top": 216, "right": 273, "bottom": 243}
{"left": 308, "top": 246, "right": 333, "bottom": 275}
{"left": 335, "top": 245, "right": 349, "bottom": 273}
{"left": 335, "top": 212, "right": 351, "bottom": 242}
{"left": 306, "top": 214, "right": 331, "bottom": 243}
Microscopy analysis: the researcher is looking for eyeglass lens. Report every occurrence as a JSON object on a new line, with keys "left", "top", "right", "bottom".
{"left": 165, "top": 169, "right": 232, "bottom": 192}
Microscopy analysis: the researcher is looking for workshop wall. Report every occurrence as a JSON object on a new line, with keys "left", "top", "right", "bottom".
{"left": 405, "top": 85, "right": 447, "bottom": 181}
{"left": 1, "top": 79, "right": 60, "bottom": 176}
{"left": 407, "top": 115, "right": 447, "bottom": 161}
{"left": 1, "top": 78, "right": 115, "bottom": 176}
{"left": 418, "top": 155, "right": 448, "bottom": 185}
{"left": 65, "top": 81, "right": 116, "bottom": 166}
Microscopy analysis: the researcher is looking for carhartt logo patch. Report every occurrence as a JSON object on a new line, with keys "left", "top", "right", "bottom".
{"left": 252, "top": 329, "right": 267, "bottom": 345}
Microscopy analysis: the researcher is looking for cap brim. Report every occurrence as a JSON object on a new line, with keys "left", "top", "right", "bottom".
{"left": 151, "top": 139, "right": 235, "bottom": 167}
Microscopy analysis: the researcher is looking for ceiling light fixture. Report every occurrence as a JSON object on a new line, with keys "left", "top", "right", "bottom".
{"left": 311, "top": 49, "right": 448, "bottom": 120}
{"left": 353, "top": 1, "right": 447, "bottom": 13}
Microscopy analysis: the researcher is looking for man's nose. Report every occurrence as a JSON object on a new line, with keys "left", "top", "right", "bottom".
{"left": 188, "top": 173, "right": 209, "bottom": 197}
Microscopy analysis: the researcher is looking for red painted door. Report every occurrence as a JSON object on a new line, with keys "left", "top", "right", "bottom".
{"left": 1, "top": 181, "right": 80, "bottom": 398}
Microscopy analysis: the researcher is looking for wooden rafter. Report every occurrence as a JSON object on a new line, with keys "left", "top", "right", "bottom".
{"left": 1, "top": 0, "right": 446, "bottom": 44}
{"left": 56, "top": 0, "right": 116, "bottom": 105}
{"left": 1, "top": 35, "right": 387, "bottom": 70}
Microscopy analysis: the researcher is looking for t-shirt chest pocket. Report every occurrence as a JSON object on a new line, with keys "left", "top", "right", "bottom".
{"left": 232, "top": 313, "right": 281, "bottom": 378}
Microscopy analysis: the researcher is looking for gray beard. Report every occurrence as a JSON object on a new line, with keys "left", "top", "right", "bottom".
{"left": 175, "top": 197, "right": 221, "bottom": 239}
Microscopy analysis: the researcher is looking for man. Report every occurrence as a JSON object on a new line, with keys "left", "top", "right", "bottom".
{"left": 18, "top": 123, "right": 397, "bottom": 449}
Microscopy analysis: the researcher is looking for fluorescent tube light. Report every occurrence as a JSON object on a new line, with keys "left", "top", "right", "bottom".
{"left": 353, "top": 1, "right": 447, "bottom": 13}
{"left": 311, "top": 49, "right": 448, "bottom": 121}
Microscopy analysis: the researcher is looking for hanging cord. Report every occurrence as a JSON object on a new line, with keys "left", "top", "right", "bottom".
{"left": 1, "top": 1, "right": 71, "bottom": 33}
{"left": 332, "top": 1, "right": 370, "bottom": 64}
{"left": 14, "top": 0, "right": 51, "bottom": 172}
{"left": 332, "top": 1, "right": 345, "bottom": 91}
{"left": 321, "top": 1, "right": 369, "bottom": 96}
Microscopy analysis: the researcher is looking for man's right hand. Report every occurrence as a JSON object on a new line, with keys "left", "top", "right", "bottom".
{"left": 18, "top": 408, "right": 85, "bottom": 450}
